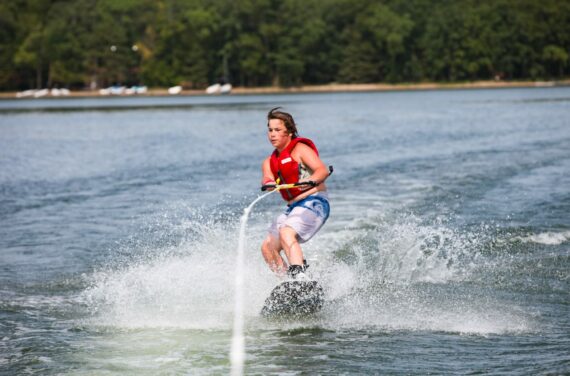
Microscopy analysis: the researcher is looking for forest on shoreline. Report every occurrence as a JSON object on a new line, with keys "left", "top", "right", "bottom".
{"left": 1, "top": 0, "right": 569, "bottom": 91}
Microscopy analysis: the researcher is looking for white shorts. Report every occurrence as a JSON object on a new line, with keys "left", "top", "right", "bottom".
{"left": 268, "top": 192, "right": 330, "bottom": 243}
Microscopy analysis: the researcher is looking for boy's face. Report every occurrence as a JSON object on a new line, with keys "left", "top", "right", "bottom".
{"left": 267, "top": 119, "right": 291, "bottom": 150}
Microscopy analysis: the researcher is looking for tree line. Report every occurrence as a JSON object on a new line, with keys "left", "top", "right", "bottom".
{"left": 1, "top": 0, "right": 569, "bottom": 91}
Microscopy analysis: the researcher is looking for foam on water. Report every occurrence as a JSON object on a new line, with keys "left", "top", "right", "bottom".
{"left": 317, "top": 214, "right": 478, "bottom": 285}
{"left": 79, "top": 207, "right": 535, "bottom": 352}
{"left": 80, "top": 217, "right": 275, "bottom": 330}
{"left": 67, "top": 209, "right": 541, "bottom": 376}
{"left": 318, "top": 280, "right": 533, "bottom": 335}
{"left": 519, "top": 230, "right": 570, "bottom": 245}
{"left": 309, "top": 213, "right": 535, "bottom": 335}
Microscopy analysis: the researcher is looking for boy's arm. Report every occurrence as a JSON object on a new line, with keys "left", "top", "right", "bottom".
{"left": 261, "top": 157, "right": 276, "bottom": 185}
{"left": 296, "top": 144, "right": 329, "bottom": 185}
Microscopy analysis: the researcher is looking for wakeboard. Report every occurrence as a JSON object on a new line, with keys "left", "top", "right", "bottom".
{"left": 261, "top": 280, "right": 324, "bottom": 317}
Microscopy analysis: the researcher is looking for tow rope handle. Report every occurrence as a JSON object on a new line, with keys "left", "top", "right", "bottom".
{"left": 261, "top": 166, "right": 333, "bottom": 191}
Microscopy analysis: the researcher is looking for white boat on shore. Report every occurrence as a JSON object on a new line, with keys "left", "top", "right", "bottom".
{"left": 125, "top": 86, "right": 148, "bottom": 95}
{"left": 206, "top": 83, "right": 221, "bottom": 94}
{"left": 16, "top": 90, "right": 36, "bottom": 98}
{"left": 34, "top": 89, "right": 49, "bottom": 98}
{"left": 168, "top": 85, "right": 182, "bottom": 95}
{"left": 220, "top": 83, "right": 232, "bottom": 94}
{"left": 206, "top": 83, "right": 232, "bottom": 94}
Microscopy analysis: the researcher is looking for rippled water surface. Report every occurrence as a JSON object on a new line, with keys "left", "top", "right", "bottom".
{"left": 1, "top": 88, "right": 569, "bottom": 374}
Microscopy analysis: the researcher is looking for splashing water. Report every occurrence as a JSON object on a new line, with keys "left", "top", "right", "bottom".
{"left": 72, "top": 201, "right": 544, "bottom": 376}
{"left": 230, "top": 191, "right": 274, "bottom": 376}
{"left": 79, "top": 210, "right": 537, "bottom": 334}
{"left": 519, "top": 230, "right": 570, "bottom": 245}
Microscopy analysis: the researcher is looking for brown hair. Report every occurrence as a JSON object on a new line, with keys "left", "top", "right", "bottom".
{"left": 267, "top": 107, "right": 298, "bottom": 138}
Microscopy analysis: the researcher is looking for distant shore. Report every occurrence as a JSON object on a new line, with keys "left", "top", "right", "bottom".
{"left": 1, "top": 79, "right": 569, "bottom": 99}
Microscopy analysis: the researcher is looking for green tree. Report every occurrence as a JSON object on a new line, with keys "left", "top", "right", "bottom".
{"left": 42, "top": 1, "right": 88, "bottom": 88}
{"left": 12, "top": 0, "right": 54, "bottom": 89}
{"left": 141, "top": 0, "right": 223, "bottom": 87}
{"left": 0, "top": 1, "right": 21, "bottom": 88}
{"left": 84, "top": 0, "right": 157, "bottom": 88}
{"left": 422, "top": 1, "right": 495, "bottom": 81}
{"left": 338, "top": 1, "right": 413, "bottom": 83}
{"left": 2, "top": 0, "right": 569, "bottom": 91}
{"left": 542, "top": 45, "right": 568, "bottom": 78}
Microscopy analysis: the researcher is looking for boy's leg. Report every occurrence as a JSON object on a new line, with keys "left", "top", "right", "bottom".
{"left": 261, "top": 234, "right": 288, "bottom": 275}
{"left": 279, "top": 226, "right": 304, "bottom": 266}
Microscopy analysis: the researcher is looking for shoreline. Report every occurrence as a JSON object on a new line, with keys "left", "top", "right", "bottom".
{"left": 1, "top": 79, "right": 569, "bottom": 99}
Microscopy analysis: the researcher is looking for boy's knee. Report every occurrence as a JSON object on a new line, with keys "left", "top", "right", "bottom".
{"left": 279, "top": 227, "right": 298, "bottom": 249}
{"left": 261, "top": 239, "right": 271, "bottom": 254}
{"left": 279, "top": 226, "right": 296, "bottom": 240}
{"left": 262, "top": 236, "right": 280, "bottom": 254}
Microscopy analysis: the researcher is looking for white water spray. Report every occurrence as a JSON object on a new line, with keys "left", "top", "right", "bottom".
{"left": 230, "top": 191, "right": 274, "bottom": 376}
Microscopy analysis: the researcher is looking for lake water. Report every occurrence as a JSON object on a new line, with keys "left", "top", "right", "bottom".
{"left": 0, "top": 88, "right": 569, "bottom": 374}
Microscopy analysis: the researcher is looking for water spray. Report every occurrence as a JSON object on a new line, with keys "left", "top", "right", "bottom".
{"left": 230, "top": 190, "right": 274, "bottom": 375}
{"left": 229, "top": 180, "right": 318, "bottom": 375}
{"left": 229, "top": 174, "right": 331, "bottom": 375}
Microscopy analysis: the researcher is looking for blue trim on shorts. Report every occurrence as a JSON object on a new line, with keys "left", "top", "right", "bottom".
{"left": 285, "top": 194, "right": 330, "bottom": 220}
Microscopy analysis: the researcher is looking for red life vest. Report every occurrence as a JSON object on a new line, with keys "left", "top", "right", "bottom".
{"left": 269, "top": 137, "right": 319, "bottom": 201}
